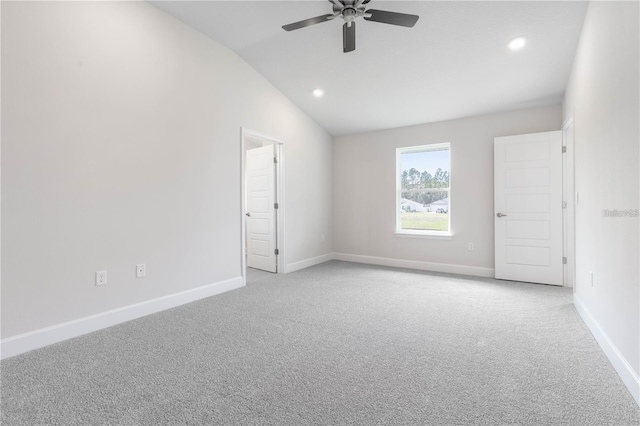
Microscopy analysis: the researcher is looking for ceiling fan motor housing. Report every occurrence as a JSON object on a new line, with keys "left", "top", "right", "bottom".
{"left": 333, "top": 0, "right": 366, "bottom": 22}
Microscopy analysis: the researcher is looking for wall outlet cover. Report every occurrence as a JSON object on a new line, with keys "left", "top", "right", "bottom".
{"left": 136, "top": 264, "right": 146, "bottom": 278}
{"left": 96, "top": 270, "right": 107, "bottom": 286}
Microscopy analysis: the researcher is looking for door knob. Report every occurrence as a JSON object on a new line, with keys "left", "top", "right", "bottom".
{"left": 496, "top": 212, "right": 507, "bottom": 218}
{"left": 245, "top": 212, "right": 251, "bottom": 217}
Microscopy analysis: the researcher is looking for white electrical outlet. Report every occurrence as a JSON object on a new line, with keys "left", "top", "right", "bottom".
{"left": 590, "top": 271, "right": 594, "bottom": 287}
{"left": 136, "top": 264, "right": 146, "bottom": 278}
{"left": 321, "top": 234, "right": 326, "bottom": 242}
{"left": 96, "top": 270, "right": 107, "bottom": 286}
{"left": 468, "top": 243, "right": 474, "bottom": 251}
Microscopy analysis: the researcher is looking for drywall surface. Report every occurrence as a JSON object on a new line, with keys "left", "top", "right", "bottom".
{"left": 563, "top": 1, "right": 639, "bottom": 377}
{"left": 1, "top": 1, "right": 332, "bottom": 338}
{"left": 333, "top": 105, "right": 562, "bottom": 274}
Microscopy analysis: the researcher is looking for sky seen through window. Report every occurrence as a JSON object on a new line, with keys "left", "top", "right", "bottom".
{"left": 401, "top": 149, "right": 450, "bottom": 174}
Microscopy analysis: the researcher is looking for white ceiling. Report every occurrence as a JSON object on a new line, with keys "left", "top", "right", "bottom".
{"left": 151, "top": 1, "right": 588, "bottom": 136}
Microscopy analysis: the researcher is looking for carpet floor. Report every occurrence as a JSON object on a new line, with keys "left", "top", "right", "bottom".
{"left": 1, "top": 260, "right": 638, "bottom": 425}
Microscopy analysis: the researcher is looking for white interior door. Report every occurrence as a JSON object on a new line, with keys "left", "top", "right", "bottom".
{"left": 246, "top": 144, "right": 277, "bottom": 273}
{"left": 494, "top": 131, "right": 563, "bottom": 286}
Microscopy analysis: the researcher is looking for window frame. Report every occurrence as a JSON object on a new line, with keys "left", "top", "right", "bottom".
{"left": 395, "top": 143, "right": 452, "bottom": 238}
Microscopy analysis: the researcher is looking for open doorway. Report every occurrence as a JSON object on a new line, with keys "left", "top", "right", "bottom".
{"left": 241, "top": 128, "right": 285, "bottom": 283}
{"left": 493, "top": 126, "right": 576, "bottom": 289}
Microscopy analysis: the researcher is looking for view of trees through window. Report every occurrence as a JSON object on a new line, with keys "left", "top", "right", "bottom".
{"left": 397, "top": 144, "right": 450, "bottom": 232}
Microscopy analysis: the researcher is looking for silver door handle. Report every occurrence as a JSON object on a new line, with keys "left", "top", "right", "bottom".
{"left": 496, "top": 212, "right": 507, "bottom": 218}
{"left": 245, "top": 212, "right": 251, "bottom": 217}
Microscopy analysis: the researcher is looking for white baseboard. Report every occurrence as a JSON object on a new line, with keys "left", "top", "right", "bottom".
{"left": 574, "top": 293, "right": 640, "bottom": 406}
{"left": 286, "top": 253, "right": 334, "bottom": 273}
{"left": 333, "top": 252, "right": 495, "bottom": 278}
{"left": 0, "top": 276, "right": 244, "bottom": 360}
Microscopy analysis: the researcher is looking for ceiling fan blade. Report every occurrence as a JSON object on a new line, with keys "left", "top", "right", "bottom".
{"left": 343, "top": 22, "right": 356, "bottom": 53}
{"left": 282, "top": 14, "right": 335, "bottom": 31}
{"left": 363, "top": 9, "right": 419, "bottom": 27}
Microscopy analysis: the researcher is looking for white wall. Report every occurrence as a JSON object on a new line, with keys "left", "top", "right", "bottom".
{"left": 1, "top": 1, "right": 332, "bottom": 339}
{"left": 333, "top": 105, "right": 562, "bottom": 275}
{"left": 563, "top": 1, "right": 639, "bottom": 401}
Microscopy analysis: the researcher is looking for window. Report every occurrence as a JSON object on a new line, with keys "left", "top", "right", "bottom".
{"left": 396, "top": 143, "right": 451, "bottom": 235}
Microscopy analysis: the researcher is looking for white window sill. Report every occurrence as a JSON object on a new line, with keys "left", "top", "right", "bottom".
{"left": 395, "top": 231, "right": 453, "bottom": 240}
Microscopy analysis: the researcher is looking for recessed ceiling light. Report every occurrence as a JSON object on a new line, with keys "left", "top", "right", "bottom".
{"left": 508, "top": 36, "right": 527, "bottom": 51}
{"left": 313, "top": 88, "right": 324, "bottom": 97}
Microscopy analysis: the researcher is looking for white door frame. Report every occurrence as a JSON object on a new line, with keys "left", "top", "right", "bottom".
{"left": 562, "top": 115, "right": 576, "bottom": 289}
{"left": 240, "top": 128, "right": 285, "bottom": 283}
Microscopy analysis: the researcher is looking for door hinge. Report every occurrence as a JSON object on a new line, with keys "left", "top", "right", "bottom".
{"left": 274, "top": 248, "right": 279, "bottom": 255}
{"left": 274, "top": 157, "right": 278, "bottom": 164}
{"left": 562, "top": 201, "right": 567, "bottom": 209}
{"left": 563, "top": 257, "right": 567, "bottom": 264}
{"left": 274, "top": 203, "right": 279, "bottom": 209}
{"left": 562, "top": 146, "right": 567, "bottom": 154}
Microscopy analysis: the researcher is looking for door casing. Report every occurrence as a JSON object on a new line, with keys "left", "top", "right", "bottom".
{"left": 562, "top": 115, "right": 576, "bottom": 289}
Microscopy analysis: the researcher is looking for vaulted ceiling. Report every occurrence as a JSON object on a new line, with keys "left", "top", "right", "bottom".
{"left": 152, "top": 1, "right": 588, "bottom": 136}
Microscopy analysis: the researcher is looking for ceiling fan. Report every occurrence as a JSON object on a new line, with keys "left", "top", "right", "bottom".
{"left": 282, "top": 0, "right": 419, "bottom": 53}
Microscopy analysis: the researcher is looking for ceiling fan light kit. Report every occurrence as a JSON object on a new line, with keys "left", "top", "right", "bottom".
{"left": 282, "top": 0, "right": 419, "bottom": 53}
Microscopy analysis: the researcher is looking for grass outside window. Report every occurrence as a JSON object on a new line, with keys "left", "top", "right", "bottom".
{"left": 400, "top": 212, "right": 449, "bottom": 231}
